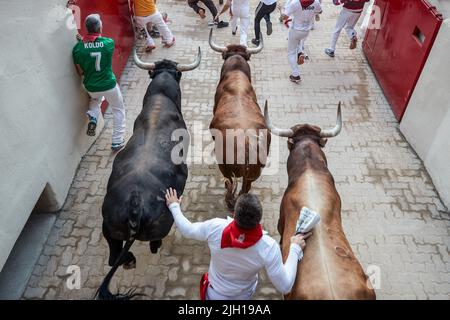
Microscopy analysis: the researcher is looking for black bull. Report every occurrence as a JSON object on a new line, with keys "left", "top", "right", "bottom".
{"left": 95, "top": 48, "right": 201, "bottom": 300}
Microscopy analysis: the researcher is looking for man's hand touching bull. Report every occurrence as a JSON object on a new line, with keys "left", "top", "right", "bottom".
{"left": 165, "top": 187, "right": 182, "bottom": 206}
{"left": 291, "top": 232, "right": 312, "bottom": 251}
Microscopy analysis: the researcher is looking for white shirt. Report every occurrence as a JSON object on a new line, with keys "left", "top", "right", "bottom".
{"left": 168, "top": 203, "right": 302, "bottom": 299}
{"left": 261, "top": 0, "right": 277, "bottom": 6}
{"left": 284, "top": 0, "right": 322, "bottom": 31}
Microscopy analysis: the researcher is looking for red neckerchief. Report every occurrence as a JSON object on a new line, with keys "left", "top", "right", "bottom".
{"left": 83, "top": 33, "right": 101, "bottom": 43}
{"left": 221, "top": 220, "right": 263, "bottom": 249}
{"left": 301, "top": 0, "right": 315, "bottom": 9}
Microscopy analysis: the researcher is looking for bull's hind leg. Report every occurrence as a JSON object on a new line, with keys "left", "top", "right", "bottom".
{"left": 122, "top": 252, "right": 137, "bottom": 270}
{"left": 103, "top": 223, "right": 136, "bottom": 269}
{"left": 224, "top": 177, "right": 238, "bottom": 211}
{"left": 240, "top": 177, "right": 253, "bottom": 195}
{"left": 149, "top": 240, "right": 162, "bottom": 254}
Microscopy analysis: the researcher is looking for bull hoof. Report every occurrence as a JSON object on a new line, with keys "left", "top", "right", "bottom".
{"left": 122, "top": 252, "right": 136, "bottom": 270}
{"left": 123, "top": 257, "right": 136, "bottom": 270}
{"left": 150, "top": 240, "right": 162, "bottom": 254}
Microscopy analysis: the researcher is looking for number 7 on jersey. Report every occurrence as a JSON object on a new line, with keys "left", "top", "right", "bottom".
{"left": 90, "top": 52, "right": 102, "bottom": 71}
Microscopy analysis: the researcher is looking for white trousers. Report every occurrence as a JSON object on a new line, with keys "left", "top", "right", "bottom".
{"left": 230, "top": 1, "right": 250, "bottom": 47}
{"left": 87, "top": 84, "right": 126, "bottom": 144}
{"left": 287, "top": 28, "right": 309, "bottom": 77}
{"left": 136, "top": 11, "right": 174, "bottom": 46}
{"left": 330, "top": 8, "right": 362, "bottom": 51}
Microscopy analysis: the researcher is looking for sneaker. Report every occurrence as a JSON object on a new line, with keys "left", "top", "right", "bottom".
{"left": 304, "top": 53, "right": 310, "bottom": 60}
{"left": 289, "top": 75, "right": 302, "bottom": 84}
{"left": 198, "top": 8, "right": 206, "bottom": 19}
{"left": 297, "top": 52, "right": 305, "bottom": 65}
{"left": 163, "top": 37, "right": 175, "bottom": 48}
{"left": 149, "top": 25, "right": 160, "bottom": 38}
{"left": 251, "top": 38, "right": 260, "bottom": 46}
{"left": 315, "top": 14, "right": 320, "bottom": 22}
{"left": 217, "top": 21, "right": 229, "bottom": 28}
{"left": 266, "top": 21, "right": 273, "bottom": 36}
{"left": 111, "top": 140, "right": 125, "bottom": 151}
{"left": 149, "top": 30, "right": 160, "bottom": 38}
{"left": 325, "top": 48, "right": 335, "bottom": 58}
{"left": 137, "top": 28, "right": 146, "bottom": 39}
{"left": 350, "top": 36, "right": 357, "bottom": 50}
{"left": 145, "top": 44, "right": 156, "bottom": 53}
{"left": 232, "top": 27, "right": 237, "bottom": 36}
{"left": 86, "top": 116, "right": 97, "bottom": 136}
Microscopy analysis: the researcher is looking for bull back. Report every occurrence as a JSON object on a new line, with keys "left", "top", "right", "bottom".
{"left": 103, "top": 69, "right": 188, "bottom": 242}
{"left": 279, "top": 142, "right": 375, "bottom": 300}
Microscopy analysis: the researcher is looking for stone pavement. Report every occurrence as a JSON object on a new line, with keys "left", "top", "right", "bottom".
{"left": 23, "top": 1, "right": 449, "bottom": 299}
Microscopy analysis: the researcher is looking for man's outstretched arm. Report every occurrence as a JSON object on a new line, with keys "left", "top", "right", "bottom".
{"left": 264, "top": 233, "right": 312, "bottom": 294}
{"left": 165, "top": 187, "right": 213, "bottom": 241}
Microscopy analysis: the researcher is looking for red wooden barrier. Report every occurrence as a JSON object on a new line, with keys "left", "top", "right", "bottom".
{"left": 363, "top": 0, "right": 443, "bottom": 121}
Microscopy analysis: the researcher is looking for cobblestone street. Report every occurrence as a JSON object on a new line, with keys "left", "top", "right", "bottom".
{"left": 23, "top": 0, "right": 450, "bottom": 300}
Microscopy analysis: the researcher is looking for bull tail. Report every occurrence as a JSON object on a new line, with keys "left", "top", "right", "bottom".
{"left": 94, "top": 239, "right": 138, "bottom": 300}
{"left": 94, "top": 191, "right": 144, "bottom": 300}
{"left": 128, "top": 191, "right": 143, "bottom": 239}
{"left": 239, "top": 135, "right": 256, "bottom": 196}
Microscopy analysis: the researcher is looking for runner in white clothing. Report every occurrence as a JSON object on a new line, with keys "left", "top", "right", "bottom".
{"left": 281, "top": 0, "right": 322, "bottom": 84}
{"left": 165, "top": 188, "right": 312, "bottom": 300}
{"left": 217, "top": 0, "right": 251, "bottom": 47}
{"left": 325, "top": 0, "right": 370, "bottom": 57}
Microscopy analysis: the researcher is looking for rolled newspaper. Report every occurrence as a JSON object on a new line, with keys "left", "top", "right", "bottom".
{"left": 295, "top": 207, "right": 320, "bottom": 261}
{"left": 296, "top": 207, "right": 320, "bottom": 234}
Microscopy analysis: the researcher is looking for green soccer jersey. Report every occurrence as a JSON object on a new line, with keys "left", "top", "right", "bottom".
{"left": 72, "top": 37, "right": 117, "bottom": 92}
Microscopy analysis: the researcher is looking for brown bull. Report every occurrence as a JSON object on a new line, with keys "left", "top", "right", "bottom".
{"left": 265, "top": 103, "right": 376, "bottom": 300}
{"left": 209, "top": 29, "right": 271, "bottom": 210}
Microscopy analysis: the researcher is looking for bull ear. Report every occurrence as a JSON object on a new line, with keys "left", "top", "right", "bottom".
{"left": 287, "top": 138, "right": 295, "bottom": 151}
{"left": 319, "top": 138, "right": 328, "bottom": 148}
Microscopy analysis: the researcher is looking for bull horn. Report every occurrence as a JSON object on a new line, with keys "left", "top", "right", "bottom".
{"left": 177, "top": 47, "right": 202, "bottom": 72}
{"left": 320, "top": 102, "right": 343, "bottom": 138}
{"left": 264, "top": 101, "right": 294, "bottom": 138}
{"left": 208, "top": 28, "right": 227, "bottom": 53}
{"left": 246, "top": 33, "right": 264, "bottom": 55}
{"left": 133, "top": 46, "right": 155, "bottom": 70}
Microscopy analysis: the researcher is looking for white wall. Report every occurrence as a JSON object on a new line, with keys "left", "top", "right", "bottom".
{"left": 400, "top": 1, "right": 450, "bottom": 209}
{"left": 0, "top": 1, "right": 104, "bottom": 271}
{"left": 427, "top": 0, "right": 450, "bottom": 19}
